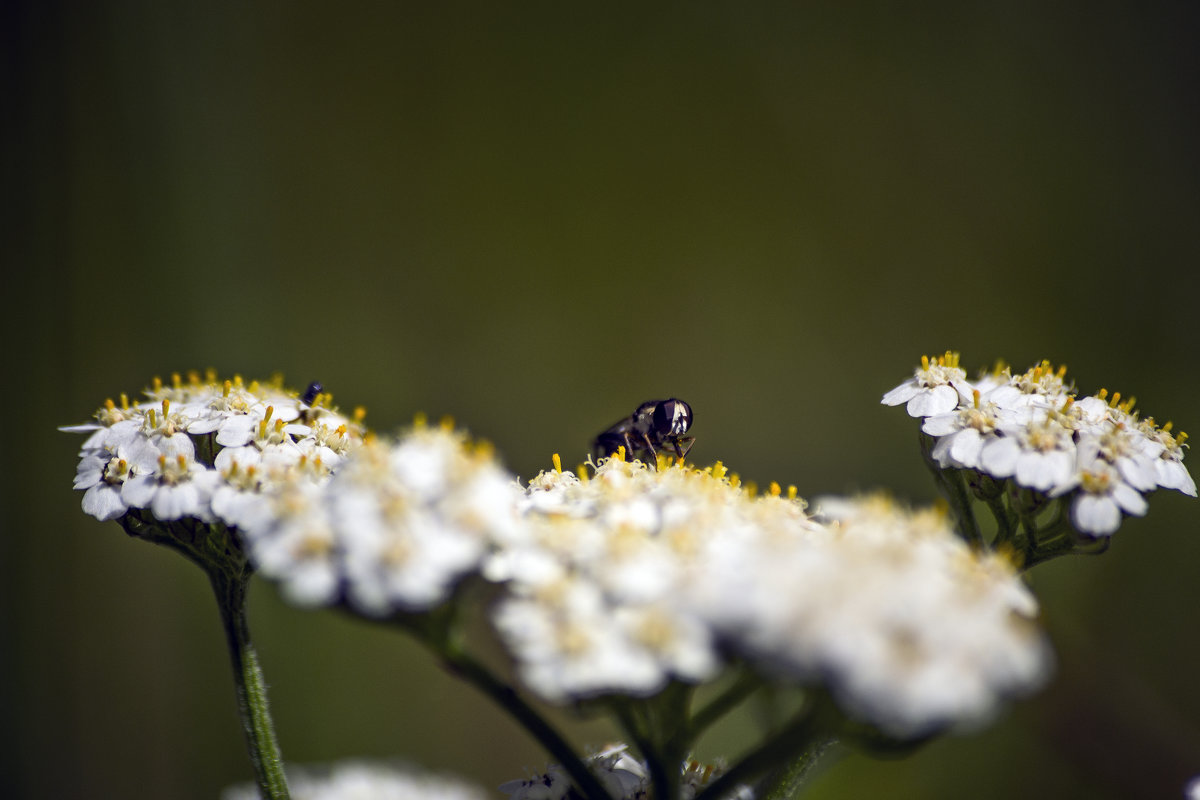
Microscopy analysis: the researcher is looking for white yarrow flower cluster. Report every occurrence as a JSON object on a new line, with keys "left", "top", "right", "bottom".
{"left": 490, "top": 455, "right": 1049, "bottom": 737}
{"left": 222, "top": 760, "right": 488, "bottom": 800}
{"left": 238, "top": 422, "right": 520, "bottom": 614}
{"left": 885, "top": 356, "right": 1196, "bottom": 537}
{"left": 62, "top": 372, "right": 364, "bottom": 527}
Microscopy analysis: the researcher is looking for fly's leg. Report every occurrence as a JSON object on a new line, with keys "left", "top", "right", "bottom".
{"left": 673, "top": 436, "right": 695, "bottom": 462}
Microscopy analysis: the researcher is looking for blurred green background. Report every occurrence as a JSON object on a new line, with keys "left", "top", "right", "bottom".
{"left": 7, "top": 3, "right": 1200, "bottom": 798}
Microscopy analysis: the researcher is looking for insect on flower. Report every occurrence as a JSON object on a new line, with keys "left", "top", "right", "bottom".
{"left": 593, "top": 399, "right": 695, "bottom": 466}
{"left": 301, "top": 381, "right": 323, "bottom": 406}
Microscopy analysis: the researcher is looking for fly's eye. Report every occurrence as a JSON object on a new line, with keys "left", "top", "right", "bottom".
{"left": 654, "top": 399, "right": 692, "bottom": 436}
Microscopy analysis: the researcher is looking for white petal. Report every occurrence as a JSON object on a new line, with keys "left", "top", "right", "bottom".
{"left": 1111, "top": 483, "right": 1148, "bottom": 517}
{"left": 1072, "top": 494, "right": 1120, "bottom": 536}
{"left": 882, "top": 381, "right": 920, "bottom": 406}
{"left": 907, "top": 385, "right": 960, "bottom": 418}
{"left": 980, "top": 437, "right": 1019, "bottom": 478}
{"left": 82, "top": 484, "right": 128, "bottom": 521}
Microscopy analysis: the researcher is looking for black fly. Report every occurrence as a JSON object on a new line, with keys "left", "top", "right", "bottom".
{"left": 593, "top": 399, "right": 694, "bottom": 466}
{"left": 301, "top": 381, "right": 323, "bottom": 406}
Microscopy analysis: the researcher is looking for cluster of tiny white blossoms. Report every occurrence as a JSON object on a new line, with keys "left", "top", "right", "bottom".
{"left": 500, "top": 744, "right": 752, "bottom": 800}
{"left": 222, "top": 760, "right": 488, "bottom": 800}
{"left": 488, "top": 454, "right": 1049, "bottom": 737}
{"left": 63, "top": 372, "right": 364, "bottom": 527}
{"left": 235, "top": 419, "right": 521, "bottom": 613}
{"left": 884, "top": 353, "right": 1195, "bottom": 536}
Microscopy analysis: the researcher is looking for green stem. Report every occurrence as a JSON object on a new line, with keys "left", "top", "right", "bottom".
{"left": 686, "top": 671, "right": 761, "bottom": 744}
{"left": 119, "top": 514, "right": 290, "bottom": 798}
{"left": 694, "top": 693, "right": 831, "bottom": 800}
{"left": 613, "top": 701, "right": 670, "bottom": 800}
{"left": 209, "top": 566, "right": 291, "bottom": 800}
{"left": 919, "top": 434, "right": 982, "bottom": 546}
{"left": 439, "top": 645, "right": 613, "bottom": 800}
{"left": 760, "top": 735, "right": 839, "bottom": 800}
{"left": 983, "top": 493, "right": 1015, "bottom": 548}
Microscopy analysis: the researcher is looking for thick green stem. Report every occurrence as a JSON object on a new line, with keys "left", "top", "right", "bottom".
{"left": 210, "top": 567, "right": 291, "bottom": 800}
{"left": 119, "top": 514, "right": 290, "bottom": 798}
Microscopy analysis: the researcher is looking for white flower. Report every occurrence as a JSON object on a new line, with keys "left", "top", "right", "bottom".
{"left": 239, "top": 423, "right": 520, "bottom": 616}
{"left": 222, "top": 760, "right": 487, "bottom": 800}
{"left": 1054, "top": 448, "right": 1149, "bottom": 537}
{"left": 984, "top": 360, "right": 1072, "bottom": 412}
{"left": 882, "top": 352, "right": 973, "bottom": 418}
{"left": 73, "top": 452, "right": 132, "bottom": 521}
{"left": 729, "top": 496, "right": 1050, "bottom": 738}
{"left": 64, "top": 373, "right": 367, "bottom": 531}
{"left": 120, "top": 452, "right": 222, "bottom": 521}
{"left": 922, "top": 391, "right": 1010, "bottom": 470}
{"left": 1139, "top": 419, "right": 1197, "bottom": 496}
{"left": 490, "top": 456, "right": 743, "bottom": 701}
{"left": 979, "top": 408, "right": 1078, "bottom": 492}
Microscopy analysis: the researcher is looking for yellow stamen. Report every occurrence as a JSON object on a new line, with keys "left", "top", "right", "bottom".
{"left": 223, "top": 380, "right": 233, "bottom": 398}
{"left": 972, "top": 388, "right": 981, "bottom": 409}
{"left": 119, "top": 393, "right": 130, "bottom": 409}
{"left": 205, "top": 368, "right": 217, "bottom": 383}
{"left": 171, "top": 372, "right": 182, "bottom": 389}
{"left": 439, "top": 415, "right": 455, "bottom": 431}
{"left": 353, "top": 406, "right": 367, "bottom": 423}
{"left": 552, "top": 453, "right": 562, "bottom": 474}
{"left": 413, "top": 412, "right": 428, "bottom": 428}
{"left": 768, "top": 481, "right": 781, "bottom": 497}
{"left": 787, "top": 484, "right": 798, "bottom": 500}
{"left": 920, "top": 355, "right": 931, "bottom": 370}
{"left": 616, "top": 445, "right": 626, "bottom": 462}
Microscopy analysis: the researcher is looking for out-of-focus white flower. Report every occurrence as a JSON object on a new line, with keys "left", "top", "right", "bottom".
{"left": 490, "top": 455, "right": 748, "bottom": 701}
{"left": 788, "top": 496, "right": 1051, "bottom": 737}
{"left": 222, "top": 760, "right": 488, "bottom": 800}
{"left": 882, "top": 352, "right": 973, "bottom": 418}
{"left": 493, "top": 455, "right": 1048, "bottom": 737}
{"left": 239, "top": 422, "right": 521, "bottom": 616}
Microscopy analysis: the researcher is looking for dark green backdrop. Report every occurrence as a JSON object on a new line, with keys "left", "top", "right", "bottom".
{"left": 7, "top": 3, "right": 1199, "bottom": 798}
